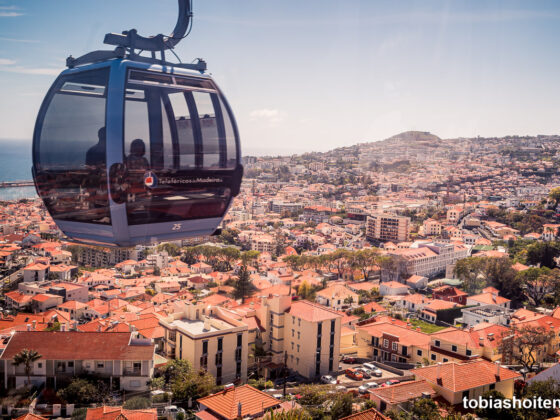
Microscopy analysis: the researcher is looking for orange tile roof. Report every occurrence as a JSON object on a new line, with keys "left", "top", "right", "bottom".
{"left": 413, "top": 360, "right": 521, "bottom": 392}
{"left": 358, "top": 321, "right": 431, "bottom": 348}
{"left": 339, "top": 408, "right": 389, "bottom": 420}
{"left": 370, "top": 380, "right": 436, "bottom": 404}
{"left": 197, "top": 385, "right": 279, "bottom": 420}
{"left": 0, "top": 331, "right": 154, "bottom": 361}
{"left": 288, "top": 300, "right": 341, "bottom": 323}
{"left": 85, "top": 406, "right": 157, "bottom": 420}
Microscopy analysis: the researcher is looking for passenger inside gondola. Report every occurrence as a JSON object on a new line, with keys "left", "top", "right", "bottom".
{"left": 126, "top": 138, "right": 150, "bottom": 170}
{"left": 85, "top": 127, "right": 107, "bottom": 167}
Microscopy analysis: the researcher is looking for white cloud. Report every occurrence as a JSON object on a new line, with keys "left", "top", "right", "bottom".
{"left": 0, "top": 37, "right": 39, "bottom": 43}
{"left": 0, "top": 59, "right": 60, "bottom": 75}
{"left": 249, "top": 108, "right": 285, "bottom": 125}
{"left": 0, "top": 12, "right": 23, "bottom": 17}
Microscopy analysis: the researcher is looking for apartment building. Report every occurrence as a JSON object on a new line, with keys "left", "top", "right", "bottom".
{"left": 0, "top": 331, "right": 155, "bottom": 391}
{"left": 160, "top": 303, "right": 249, "bottom": 385}
{"left": 286, "top": 300, "right": 342, "bottom": 378}
{"left": 356, "top": 322, "right": 431, "bottom": 364}
{"left": 251, "top": 235, "right": 275, "bottom": 253}
{"left": 251, "top": 295, "right": 342, "bottom": 380}
{"left": 422, "top": 219, "right": 443, "bottom": 236}
{"left": 366, "top": 213, "right": 410, "bottom": 243}
{"left": 388, "top": 243, "right": 468, "bottom": 279}
{"left": 461, "top": 305, "right": 512, "bottom": 328}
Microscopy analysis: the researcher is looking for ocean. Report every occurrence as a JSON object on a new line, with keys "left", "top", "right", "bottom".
{"left": 0, "top": 140, "right": 35, "bottom": 201}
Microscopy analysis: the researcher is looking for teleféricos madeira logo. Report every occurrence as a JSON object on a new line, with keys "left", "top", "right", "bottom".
{"left": 144, "top": 171, "right": 157, "bottom": 188}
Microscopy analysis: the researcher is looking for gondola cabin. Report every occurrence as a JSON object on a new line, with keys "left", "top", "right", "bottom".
{"left": 32, "top": 59, "right": 243, "bottom": 246}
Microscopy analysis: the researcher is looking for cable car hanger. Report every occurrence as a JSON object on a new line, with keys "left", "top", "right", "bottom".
{"left": 66, "top": 0, "right": 207, "bottom": 73}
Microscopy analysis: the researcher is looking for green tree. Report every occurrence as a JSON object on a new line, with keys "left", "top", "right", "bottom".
{"left": 549, "top": 187, "right": 560, "bottom": 208}
{"left": 219, "top": 247, "right": 241, "bottom": 272}
{"left": 500, "top": 326, "right": 555, "bottom": 372}
{"left": 12, "top": 349, "right": 41, "bottom": 387}
{"left": 453, "top": 257, "right": 487, "bottom": 294}
{"left": 157, "top": 243, "right": 180, "bottom": 257}
{"left": 526, "top": 241, "right": 560, "bottom": 269}
{"left": 298, "top": 280, "right": 312, "bottom": 300}
{"left": 264, "top": 409, "right": 312, "bottom": 420}
{"left": 234, "top": 265, "right": 253, "bottom": 303}
{"left": 160, "top": 359, "right": 215, "bottom": 401}
{"left": 182, "top": 246, "right": 199, "bottom": 265}
{"left": 521, "top": 379, "right": 560, "bottom": 419}
{"left": 329, "top": 393, "right": 354, "bottom": 420}
{"left": 123, "top": 396, "right": 151, "bottom": 409}
{"left": 476, "top": 390, "right": 519, "bottom": 420}
{"left": 58, "top": 377, "right": 109, "bottom": 404}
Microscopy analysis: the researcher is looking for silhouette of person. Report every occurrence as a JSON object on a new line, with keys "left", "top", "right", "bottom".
{"left": 85, "top": 127, "right": 106, "bottom": 167}
{"left": 126, "top": 139, "right": 150, "bottom": 170}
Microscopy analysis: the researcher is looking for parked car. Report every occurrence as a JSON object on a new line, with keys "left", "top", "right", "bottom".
{"left": 385, "top": 379, "right": 400, "bottom": 386}
{"left": 358, "top": 382, "right": 380, "bottom": 394}
{"left": 345, "top": 368, "right": 364, "bottom": 380}
{"left": 342, "top": 356, "right": 357, "bottom": 364}
{"left": 163, "top": 406, "right": 186, "bottom": 419}
{"left": 321, "top": 375, "right": 337, "bottom": 385}
{"left": 362, "top": 362, "right": 376, "bottom": 370}
{"left": 372, "top": 368, "right": 383, "bottom": 377}
{"left": 356, "top": 368, "right": 371, "bottom": 379}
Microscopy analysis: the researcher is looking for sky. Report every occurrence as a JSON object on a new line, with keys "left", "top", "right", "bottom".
{"left": 1, "top": 0, "right": 560, "bottom": 155}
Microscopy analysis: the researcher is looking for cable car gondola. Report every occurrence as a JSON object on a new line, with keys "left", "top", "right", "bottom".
{"left": 32, "top": 0, "right": 243, "bottom": 247}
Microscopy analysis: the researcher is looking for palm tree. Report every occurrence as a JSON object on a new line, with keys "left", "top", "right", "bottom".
{"left": 13, "top": 349, "right": 41, "bottom": 387}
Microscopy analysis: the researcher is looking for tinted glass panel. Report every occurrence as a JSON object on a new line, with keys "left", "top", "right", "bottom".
{"left": 193, "top": 91, "right": 220, "bottom": 168}
{"left": 220, "top": 98, "right": 238, "bottom": 168}
{"left": 34, "top": 68, "right": 110, "bottom": 224}
{"left": 122, "top": 70, "right": 233, "bottom": 225}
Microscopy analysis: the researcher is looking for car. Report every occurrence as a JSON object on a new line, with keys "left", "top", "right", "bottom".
{"left": 163, "top": 406, "right": 186, "bottom": 418}
{"left": 372, "top": 369, "right": 383, "bottom": 377}
{"left": 321, "top": 375, "right": 337, "bottom": 385}
{"left": 358, "top": 382, "right": 380, "bottom": 394}
{"left": 385, "top": 379, "right": 400, "bottom": 386}
{"left": 345, "top": 368, "right": 364, "bottom": 380}
{"left": 335, "top": 385, "right": 347, "bottom": 392}
{"left": 362, "top": 362, "right": 376, "bottom": 370}
{"left": 272, "top": 394, "right": 284, "bottom": 399}
{"left": 342, "top": 356, "right": 357, "bottom": 364}
{"left": 355, "top": 368, "right": 371, "bottom": 379}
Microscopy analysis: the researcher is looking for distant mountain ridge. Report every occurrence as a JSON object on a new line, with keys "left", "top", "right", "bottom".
{"left": 382, "top": 131, "right": 442, "bottom": 144}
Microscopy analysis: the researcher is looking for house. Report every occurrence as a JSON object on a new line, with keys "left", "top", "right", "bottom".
{"left": 379, "top": 281, "right": 410, "bottom": 297}
{"left": 315, "top": 284, "right": 359, "bottom": 310}
{"left": 467, "top": 292, "right": 511, "bottom": 309}
{"left": 429, "top": 323, "right": 509, "bottom": 363}
{"left": 356, "top": 321, "right": 432, "bottom": 364}
{"left": 432, "top": 285, "right": 468, "bottom": 305}
{"left": 368, "top": 380, "right": 436, "bottom": 414}
{"left": 23, "top": 263, "right": 49, "bottom": 283}
{"left": 196, "top": 384, "right": 280, "bottom": 420}
{"left": 31, "top": 294, "right": 64, "bottom": 313}
{"left": 56, "top": 300, "right": 89, "bottom": 320}
{"left": 418, "top": 299, "right": 459, "bottom": 324}
{"left": 340, "top": 408, "right": 390, "bottom": 420}
{"left": 85, "top": 406, "right": 157, "bottom": 420}
{"left": 0, "top": 331, "right": 155, "bottom": 390}
{"left": 461, "top": 305, "right": 512, "bottom": 328}
{"left": 412, "top": 360, "right": 521, "bottom": 404}
{"left": 406, "top": 275, "right": 428, "bottom": 290}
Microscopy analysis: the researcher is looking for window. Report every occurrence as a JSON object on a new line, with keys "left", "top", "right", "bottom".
{"left": 443, "top": 358, "right": 448, "bottom": 362}
{"left": 202, "top": 340, "right": 208, "bottom": 355}
{"left": 431, "top": 354, "right": 436, "bottom": 361}
{"left": 34, "top": 68, "right": 111, "bottom": 224}
{"left": 435, "top": 340, "right": 440, "bottom": 347}
{"left": 215, "top": 353, "right": 223, "bottom": 366}
{"left": 38, "top": 362, "right": 43, "bottom": 369}
{"left": 297, "top": 344, "right": 300, "bottom": 352}
{"left": 462, "top": 390, "right": 469, "bottom": 400}
{"left": 383, "top": 339, "right": 389, "bottom": 348}
{"left": 466, "top": 349, "right": 472, "bottom": 356}
{"left": 451, "top": 345, "right": 457, "bottom": 352}
{"left": 121, "top": 70, "right": 235, "bottom": 226}
{"left": 392, "top": 342, "right": 398, "bottom": 351}
{"left": 67, "top": 361, "right": 74, "bottom": 368}
{"left": 237, "top": 333, "right": 243, "bottom": 347}
{"left": 97, "top": 362, "right": 104, "bottom": 369}
{"left": 200, "top": 355, "right": 208, "bottom": 369}
{"left": 490, "top": 384, "right": 495, "bottom": 390}
{"left": 236, "top": 361, "right": 242, "bottom": 377}
{"left": 292, "top": 329, "right": 294, "bottom": 337}
{"left": 218, "top": 337, "right": 223, "bottom": 352}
